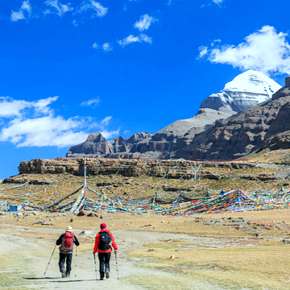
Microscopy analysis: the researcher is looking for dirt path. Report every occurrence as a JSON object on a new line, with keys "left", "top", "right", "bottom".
{"left": 0, "top": 227, "right": 231, "bottom": 290}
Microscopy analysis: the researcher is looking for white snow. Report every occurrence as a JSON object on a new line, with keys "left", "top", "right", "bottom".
{"left": 202, "top": 70, "right": 282, "bottom": 112}
{"left": 224, "top": 70, "right": 281, "bottom": 96}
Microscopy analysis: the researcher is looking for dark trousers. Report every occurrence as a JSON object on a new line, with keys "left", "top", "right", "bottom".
{"left": 98, "top": 253, "right": 111, "bottom": 274}
{"left": 59, "top": 253, "right": 73, "bottom": 274}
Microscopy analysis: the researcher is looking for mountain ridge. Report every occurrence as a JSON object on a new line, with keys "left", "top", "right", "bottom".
{"left": 68, "top": 71, "right": 285, "bottom": 160}
{"left": 180, "top": 80, "right": 290, "bottom": 160}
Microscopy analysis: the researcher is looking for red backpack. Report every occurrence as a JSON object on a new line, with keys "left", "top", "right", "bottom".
{"left": 62, "top": 231, "right": 74, "bottom": 251}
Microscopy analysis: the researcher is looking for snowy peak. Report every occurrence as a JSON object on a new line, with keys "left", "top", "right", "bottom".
{"left": 224, "top": 70, "right": 281, "bottom": 95}
{"left": 160, "top": 70, "right": 281, "bottom": 137}
{"left": 201, "top": 70, "right": 281, "bottom": 113}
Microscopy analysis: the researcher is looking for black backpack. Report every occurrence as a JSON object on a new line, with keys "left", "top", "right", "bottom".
{"left": 99, "top": 231, "right": 112, "bottom": 250}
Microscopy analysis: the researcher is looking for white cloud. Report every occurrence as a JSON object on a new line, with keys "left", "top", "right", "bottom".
{"left": 0, "top": 96, "right": 57, "bottom": 118}
{"left": 198, "top": 46, "right": 208, "bottom": 58}
{"left": 0, "top": 116, "right": 87, "bottom": 147}
{"left": 11, "top": 0, "right": 32, "bottom": 22}
{"left": 212, "top": 0, "right": 223, "bottom": 5}
{"left": 92, "top": 42, "right": 99, "bottom": 49}
{"left": 45, "top": 0, "right": 73, "bottom": 16}
{"left": 199, "top": 25, "right": 290, "bottom": 74}
{"left": 22, "top": 1, "right": 31, "bottom": 10}
{"left": 101, "top": 129, "right": 120, "bottom": 139}
{"left": 134, "top": 14, "right": 156, "bottom": 32}
{"left": 33, "top": 96, "right": 59, "bottom": 114}
{"left": 79, "top": 0, "right": 108, "bottom": 17}
{"left": 102, "top": 42, "right": 112, "bottom": 52}
{"left": 0, "top": 96, "right": 118, "bottom": 147}
{"left": 11, "top": 11, "right": 25, "bottom": 22}
{"left": 100, "top": 116, "right": 112, "bottom": 127}
{"left": 92, "top": 42, "right": 113, "bottom": 52}
{"left": 90, "top": 0, "right": 108, "bottom": 16}
{"left": 0, "top": 98, "right": 30, "bottom": 117}
{"left": 81, "top": 97, "right": 100, "bottom": 107}
{"left": 118, "top": 33, "right": 152, "bottom": 47}
{"left": 90, "top": 115, "right": 119, "bottom": 140}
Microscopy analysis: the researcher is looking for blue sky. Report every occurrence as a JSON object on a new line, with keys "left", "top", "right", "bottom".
{"left": 0, "top": 0, "right": 290, "bottom": 178}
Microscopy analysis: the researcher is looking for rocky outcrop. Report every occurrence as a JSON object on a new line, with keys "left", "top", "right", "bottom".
{"left": 69, "top": 133, "right": 113, "bottom": 155}
{"left": 19, "top": 157, "right": 257, "bottom": 178}
{"left": 19, "top": 158, "right": 79, "bottom": 174}
{"left": 3, "top": 177, "right": 53, "bottom": 185}
{"left": 272, "top": 82, "right": 290, "bottom": 100}
{"left": 111, "top": 137, "right": 128, "bottom": 153}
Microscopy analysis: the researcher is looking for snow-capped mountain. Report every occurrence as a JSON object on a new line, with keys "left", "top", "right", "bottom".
{"left": 69, "top": 70, "right": 283, "bottom": 159}
{"left": 201, "top": 70, "right": 281, "bottom": 112}
{"left": 159, "top": 70, "right": 281, "bottom": 137}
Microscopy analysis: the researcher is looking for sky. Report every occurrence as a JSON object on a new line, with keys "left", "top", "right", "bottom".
{"left": 0, "top": 0, "right": 290, "bottom": 178}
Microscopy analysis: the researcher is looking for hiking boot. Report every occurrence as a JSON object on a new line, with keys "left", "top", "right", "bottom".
{"left": 105, "top": 272, "right": 110, "bottom": 279}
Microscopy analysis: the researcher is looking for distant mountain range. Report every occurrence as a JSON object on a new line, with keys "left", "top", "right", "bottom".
{"left": 68, "top": 70, "right": 290, "bottom": 160}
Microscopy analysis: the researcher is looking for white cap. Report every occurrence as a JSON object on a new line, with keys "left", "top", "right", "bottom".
{"left": 66, "top": 226, "right": 73, "bottom": 232}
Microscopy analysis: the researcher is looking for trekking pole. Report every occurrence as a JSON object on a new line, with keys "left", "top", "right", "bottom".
{"left": 93, "top": 253, "right": 98, "bottom": 280}
{"left": 43, "top": 245, "right": 57, "bottom": 277}
{"left": 114, "top": 251, "right": 120, "bottom": 280}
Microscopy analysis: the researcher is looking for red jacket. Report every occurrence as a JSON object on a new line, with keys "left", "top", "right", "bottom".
{"left": 93, "top": 229, "right": 118, "bottom": 254}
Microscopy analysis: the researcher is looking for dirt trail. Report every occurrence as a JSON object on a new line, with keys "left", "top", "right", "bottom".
{"left": 0, "top": 228, "right": 229, "bottom": 290}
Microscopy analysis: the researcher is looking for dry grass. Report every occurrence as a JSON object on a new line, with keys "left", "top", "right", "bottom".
{"left": 3, "top": 208, "right": 290, "bottom": 238}
{"left": 2, "top": 210, "right": 290, "bottom": 289}
{"left": 129, "top": 239, "right": 290, "bottom": 289}
{"left": 241, "top": 149, "right": 290, "bottom": 164}
{"left": 0, "top": 169, "right": 287, "bottom": 207}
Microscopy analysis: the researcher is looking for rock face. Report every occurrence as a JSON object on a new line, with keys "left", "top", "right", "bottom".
{"left": 158, "top": 108, "right": 233, "bottom": 138}
{"left": 68, "top": 71, "right": 283, "bottom": 160}
{"left": 69, "top": 133, "right": 113, "bottom": 155}
{"left": 19, "top": 157, "right": 256, "bottom": 178}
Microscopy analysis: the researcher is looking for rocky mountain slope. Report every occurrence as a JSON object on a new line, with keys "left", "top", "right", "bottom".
{"left": 178, "top": 77, "right": 290, "bottom": 160}
{"left": 158, "top": 70, "right": 280, "bottom": 137}
{"left": 68, "top": 71, "right": 283, "bottom": 160}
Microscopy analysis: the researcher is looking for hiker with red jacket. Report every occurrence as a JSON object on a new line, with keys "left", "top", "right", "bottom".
{"left": 56, "top": 226, "right": 80, "bottom": 278}
{"left": 93, "top": 223, "right": 118, "bottom": 280}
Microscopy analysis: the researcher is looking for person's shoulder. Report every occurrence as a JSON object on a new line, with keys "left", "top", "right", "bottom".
{"left": 56, "top": 233, "right": 64, "bottom": 241}
{"left": 107, "top": 230, "right": 114, "bottom": 236}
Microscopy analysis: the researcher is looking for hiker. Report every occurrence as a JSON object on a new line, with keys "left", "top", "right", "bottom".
{"left": 56, "top": 226, "right": 80, "bottom": 278}
{"left": 93, "top": 223, "right": 118, "bottom": 280}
